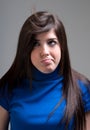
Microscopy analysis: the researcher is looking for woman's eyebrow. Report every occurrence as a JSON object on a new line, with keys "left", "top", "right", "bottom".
{"left": 36, "top": 38, "right": 57, "bottom": 41}
{"left": 47, "top": 38, "right": 59, "bottom": 43}
{"left": 47, "top": 38, "right": 57, "bottom": 41}
{"left": 33, "top": 38, "right": 40, "bottom": 42}
{"left": 34, "top": 38, "right": 58, "bottom": 43}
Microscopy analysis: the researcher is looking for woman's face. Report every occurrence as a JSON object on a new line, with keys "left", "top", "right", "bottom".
{"left": 31, "top": 29, "right": 61, "bottom": 73}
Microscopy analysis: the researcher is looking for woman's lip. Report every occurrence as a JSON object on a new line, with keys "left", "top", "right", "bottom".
{"left": 41, "top": 58, "right": 52, "bottom": 64}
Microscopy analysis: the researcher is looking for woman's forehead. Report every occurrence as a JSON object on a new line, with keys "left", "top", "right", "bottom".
{"left": 35, "top": 29, "right": 57, "bottom": 40}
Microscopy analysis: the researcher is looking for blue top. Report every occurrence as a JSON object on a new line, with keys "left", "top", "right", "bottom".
{"left": 0, "top": 67, "right": 90, "bottom": 130}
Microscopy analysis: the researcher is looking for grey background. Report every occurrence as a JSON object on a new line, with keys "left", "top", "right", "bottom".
{"left": 0, "top": 0, "right": 90, "bottom": 79}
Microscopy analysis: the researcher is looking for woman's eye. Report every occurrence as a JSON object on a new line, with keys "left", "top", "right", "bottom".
{"left": 48, "top": 40, "right": 57, "bottom": 46}
{"left": 33, "top": 41, "right": 40, "bottom": 48}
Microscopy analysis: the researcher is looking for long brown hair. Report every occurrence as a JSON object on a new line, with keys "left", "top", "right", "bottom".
{"left": 0, "top": 11, "right": 90, "bottom": 130}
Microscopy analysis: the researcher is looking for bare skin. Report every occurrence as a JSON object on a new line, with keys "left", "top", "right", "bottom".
{"left": 0, "top": 106, "right": 9, "bottom": 130}
{"left": 86, "top": 112, "right": 90, "bottom": 130}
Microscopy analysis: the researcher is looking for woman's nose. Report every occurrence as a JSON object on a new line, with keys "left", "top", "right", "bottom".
{"left": 40, "top": 44, "right": 49, "bottom": 57}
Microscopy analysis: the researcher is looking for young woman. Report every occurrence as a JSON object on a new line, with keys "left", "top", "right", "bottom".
{"left": 0, "top": 11, "right": 90, "bottom": 130}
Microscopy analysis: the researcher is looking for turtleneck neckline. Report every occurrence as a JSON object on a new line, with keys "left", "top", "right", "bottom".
{"left": 32, "top": 66, "right": 61, "bottom": 81}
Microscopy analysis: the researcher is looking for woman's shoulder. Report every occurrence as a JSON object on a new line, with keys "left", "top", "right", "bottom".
{"left": 78, "top": 79, "right": 90, "bottom": 112}
{"left": 72, "top": 69, "right": 90, "bottom": 88}
{"left": 78, "top": 79, "right": 90, "bottom": 94}
{"left": 72, "top": 69, "right": 90, "bottom": 112}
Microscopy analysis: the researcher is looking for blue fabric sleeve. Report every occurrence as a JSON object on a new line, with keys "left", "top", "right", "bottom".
{"left": 78, "top": 80, "right": 90, "bottom": 112}
{"left": 0, "top": 84, "right": 9, "bottom": 111}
